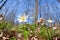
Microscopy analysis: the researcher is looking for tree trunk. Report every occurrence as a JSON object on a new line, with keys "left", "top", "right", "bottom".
{"left": 35, "top": 0, "right": 38, "bottom": 24}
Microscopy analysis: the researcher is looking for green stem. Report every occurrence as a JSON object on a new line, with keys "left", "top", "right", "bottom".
{"left": 46, "top": 27, "right": 51, "bottom": 40}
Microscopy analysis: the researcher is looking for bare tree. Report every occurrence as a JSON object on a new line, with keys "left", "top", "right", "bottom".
{"left": 0, "top": 0, "right": 7, "bottom": 9}
{"left": 39, "top": 0, "right": 42, "bottom": 18}
{"left": 57, "top": 0, "right": 60, "bottom": 3}
{"left": 35, "top": 0, "right": 38, "bottom": 24}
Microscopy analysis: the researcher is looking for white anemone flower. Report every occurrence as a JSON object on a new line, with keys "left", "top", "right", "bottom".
{"left": 18, "top": 33, "right": 22, "bottom": 37}
{"left": 47, "top": 19, "right": 54, "bottom": 23}
{"left": 38, "top": 18, "right": 45, "bottom": 26}
{"left": 40, "top": 18, "right": 43, "bottom": 21}
{"left": 17, "top": 15, "right": 28, "bottom": 22}
{"left": 31, "top": 37, "right": 38, "bottom": 40}
{"left": 0, "top": 31, "right": 3, "bottom": 37}
{"left": 38, "top": 18, "right": 43, "bottom": 22}
{"left": 0, "top": 17, "right": 3, "bottom": 21}
{"left": 3, "top": 37, "right": 9, "bottom": 40}
{"left": 53, "top": 27, "right": 57, "bottom": 30}
{"left": 29, "top": 17, "right": 33, "bottom": 19}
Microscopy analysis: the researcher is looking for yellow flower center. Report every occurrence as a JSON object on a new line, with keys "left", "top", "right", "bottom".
{"left": 19, "top": 16, "right": 26, "bottom": 21}
{"left": 47, "top": 20, "right": 53, "bottom": 23}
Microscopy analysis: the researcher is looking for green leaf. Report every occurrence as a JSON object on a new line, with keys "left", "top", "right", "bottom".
{"left": 23, "top": 30, "right": 29, "bottom": 40}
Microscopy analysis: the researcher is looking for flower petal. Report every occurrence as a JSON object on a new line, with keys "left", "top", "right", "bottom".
{"left": 47, "top": 19, "right": 54, "bottom": 23}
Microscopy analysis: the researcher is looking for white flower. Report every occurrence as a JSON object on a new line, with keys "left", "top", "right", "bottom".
{"left": 38, "top": 18, "right": 45, "bottom": 25}
{"left": 38, "top": 18, "right": 43, "bottom": 22}
{"left": 3, "top": 37, "right": 9, "bottom": 40}
{"left": 0, "top": 17, "right": 3, "bottom": 21}
{"left": 18, "top": 33, "right": 22, "bottom": 37}
{"left": 29, "top": 17, "right": 33, "bottom": 19}
{"left": 47, "top": 19, "right": 54, "bottom": 23}
{"left": 31, "top": 37, "right": 38, "bottom": 40}
{"left": 0, "top": 31, "right": 3, "bottom": 37}
{"left": 53, "top": 27, "right": 57, "bottom": 30}
{"left": 41, "top": 23, "right": 44, "bottom": 26}
{"left": 17, "top": 14, "right": 28, "bottom": 22}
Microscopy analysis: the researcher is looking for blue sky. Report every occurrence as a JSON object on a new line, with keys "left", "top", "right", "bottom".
{"left": 0, "top": 0, "right": 60, "bottom": 24}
